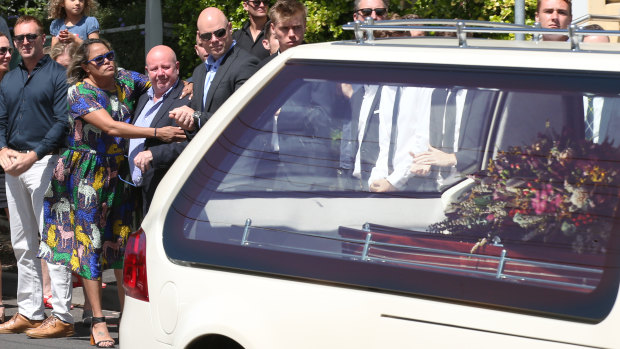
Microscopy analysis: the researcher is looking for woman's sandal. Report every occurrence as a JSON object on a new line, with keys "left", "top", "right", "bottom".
{"left": 90, "top": 316, "right": 116, "bottom": 348}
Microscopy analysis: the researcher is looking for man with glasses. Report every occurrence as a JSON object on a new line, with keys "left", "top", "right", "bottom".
{"left": 233, "top": 0, "right": 271, "bottom": 60}
{"left": 0, "top": 16, "right": 72, "bottom": 338}
{"left": 169, "top": 7, "right": 259, "bottom": 136}
{"left": 353, "top": 0, "right": 388, "bottom": 22}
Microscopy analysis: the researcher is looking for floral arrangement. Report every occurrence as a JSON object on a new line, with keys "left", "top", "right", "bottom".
{"left": 428, "top": 133, "right": 620, "bottom": 254}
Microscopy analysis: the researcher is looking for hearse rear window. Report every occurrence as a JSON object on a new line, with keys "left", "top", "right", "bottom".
{"left": 164, "top": 62, "right": 620, "bottom": 322}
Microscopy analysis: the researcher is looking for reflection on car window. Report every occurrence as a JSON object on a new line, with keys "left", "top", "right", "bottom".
{"left": 165, "top": 65, "right": 620, "bottom": 321}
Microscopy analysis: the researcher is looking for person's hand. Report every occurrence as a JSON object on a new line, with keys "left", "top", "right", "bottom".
{"left": 340, "top": 83, "right": 353, "bottom": 99}
{"left": 169, "top": 106, "right": 197, "bottom": 131}
{"left": 57, "top": 29, "right": 76, "bottom": 44}
{"left": 180, "top": 81, "right": 193, "bottom": 100}
{"left": 369, "top": 178, "right": 397, "bottom": 192}
{"left": 155, "top": 126, "right": 186, "bottom": 142}
{"left": 409, "top": 151, "right": 431, "bottom": 176}
{"left": 0, "top": 148, "right": 17, "bottom": 170}
{"left": 4, "top": 151, "right": 38, "bottom": 177}
{"left": 133, "top": 150, "right": 153, "bottom": 173}
{"left": 413, "top": 146, "right": 457, "bottom": 168}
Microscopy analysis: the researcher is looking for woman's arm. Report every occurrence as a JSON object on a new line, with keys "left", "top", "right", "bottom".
{"left": 82, "top": 108, "right": 185, "bottom": 142}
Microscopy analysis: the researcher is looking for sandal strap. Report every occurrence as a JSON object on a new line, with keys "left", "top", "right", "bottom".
{"left": 91, "top": 316, "right": 107, "bottom": 325}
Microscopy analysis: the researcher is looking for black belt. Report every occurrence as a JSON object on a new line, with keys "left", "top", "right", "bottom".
{"left": 16, "top": 150, "right": 56, "bottom": 156}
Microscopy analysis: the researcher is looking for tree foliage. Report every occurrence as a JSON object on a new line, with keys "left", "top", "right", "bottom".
{"left": 1, "top": 0, "right": 538, "bottom": 75}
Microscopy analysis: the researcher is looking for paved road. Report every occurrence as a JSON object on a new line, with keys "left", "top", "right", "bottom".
{"left": 1, "top": 269, "right": 122, "bottom": 348}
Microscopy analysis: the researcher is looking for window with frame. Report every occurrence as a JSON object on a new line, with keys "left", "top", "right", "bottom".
{"left": 164, "top": 61, "right": 620, "bottom": 322}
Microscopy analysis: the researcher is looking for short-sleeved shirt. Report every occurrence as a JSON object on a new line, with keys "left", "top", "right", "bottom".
{"left": 67, "top": 69, "right": 149, "bottom": 153}
{"left": 50, "top": 16, "right": 99, "bottom": 41}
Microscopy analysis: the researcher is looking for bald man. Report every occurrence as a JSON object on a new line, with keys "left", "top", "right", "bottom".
{"left": 170, "top": 7, "right": 259, "bottom": 136}
{"left": 129, "top": 45, "right": 189, "bottom": 213}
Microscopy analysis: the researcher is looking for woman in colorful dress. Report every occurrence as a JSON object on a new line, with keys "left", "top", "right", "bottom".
{"left": 39, "top": 38, "right": 185, "bottom": 348}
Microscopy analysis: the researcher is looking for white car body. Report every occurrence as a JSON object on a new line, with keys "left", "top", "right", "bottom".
{"left": 120, "top": 23, "right": 620, "bottom": 349}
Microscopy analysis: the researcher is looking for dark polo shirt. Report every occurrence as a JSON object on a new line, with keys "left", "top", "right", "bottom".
{"left": 232, "top": 20, "right": 270, "bottom": 60}
{"left": 0, "top": 55, "right": 69, "bottom": 159}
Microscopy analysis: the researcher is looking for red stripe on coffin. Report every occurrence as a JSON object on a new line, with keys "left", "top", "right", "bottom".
{"left": 338, "top": 226, "right": 604, "bottom": 293}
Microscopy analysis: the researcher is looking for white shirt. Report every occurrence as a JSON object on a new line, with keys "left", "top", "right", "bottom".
{"left": 374, "top": 86, "right": 433, "bottom": 190}
{"left": 582, "top": 96, "right": 604, "bottom": 143}
{"left": 352, "top": 84, "right": 380, "bottom": 179}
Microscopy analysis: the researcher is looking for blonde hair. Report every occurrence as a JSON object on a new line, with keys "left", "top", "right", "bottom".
{"left": 48, "top": 0, "right": 98, "bottom": 19}
{"left": 49, "top": 42, "right": 78, "bottom": 61}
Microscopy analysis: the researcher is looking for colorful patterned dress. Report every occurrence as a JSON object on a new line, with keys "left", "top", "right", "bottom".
{"left": 39, "top": 69, "right": 150, "bottom": 280}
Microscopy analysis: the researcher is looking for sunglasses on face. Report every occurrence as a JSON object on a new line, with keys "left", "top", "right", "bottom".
{"left": 246, "top": 0, "right": 270, "bottom": 6}
{"left": 356, "top": 8, "right": 387, "bottom": 17}
{"left": 0, "top": 47, "right": 13, "bottom": 56}
{"left": 13, "top": 33, "right": 40, "bottom": 43}
{"left": 199, "top": 28, "right": 227, "bottom": 41}
{"left": 87, "top": 50, "right": 115, "bottom": 66}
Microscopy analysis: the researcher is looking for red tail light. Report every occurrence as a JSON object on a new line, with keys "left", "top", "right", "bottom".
{"left": 123, "top": 228, "right": 149, "bottom": 301}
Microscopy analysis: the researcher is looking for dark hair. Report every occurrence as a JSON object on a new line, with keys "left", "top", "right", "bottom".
{"left": 536, "top": 0, "right": 571, "bottom": 14}
{"left": 67, "top": 38, "right": 115, "bottom": 85}
{"left": 14, "top": 16, "right": 44, "bottom": 35}
{"left": 583, "top": 24, "right": 604, "bottom": 31}
{"left": 264, "top": 20, "right": 273, "bottom": 40}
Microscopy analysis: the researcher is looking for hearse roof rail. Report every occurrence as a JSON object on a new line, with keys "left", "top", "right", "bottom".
{"left": 342, "top": 17, "right": 620, "bottom": 51}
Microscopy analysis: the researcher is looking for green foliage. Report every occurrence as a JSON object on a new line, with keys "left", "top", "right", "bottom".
{"left": 95, "top": 1, "right": 147, "bottom": 72}
{"left": 3, "top": 0, "right": 538, "bottom": 75}
{"left": 410, "top": 0, "right": 538, "bottom": 38}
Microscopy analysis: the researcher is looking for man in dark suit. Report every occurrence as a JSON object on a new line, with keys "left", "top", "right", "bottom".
{"left": 410, "top": 88, "right": 498, "bottom": 189}
{"left": 170, "top": 7, "right": 259, "bottom": 135}
{"left": 129, "top": 45, "right": 189, "bottom": 213}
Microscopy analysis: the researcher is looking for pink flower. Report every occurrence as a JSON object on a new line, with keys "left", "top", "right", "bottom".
{"left": 486, "top": 214, "right": 495, "bottom": 221}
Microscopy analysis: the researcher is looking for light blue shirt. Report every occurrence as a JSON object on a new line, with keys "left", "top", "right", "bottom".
{"left": 50, "top": 16, "right": 99, "bottom": 40}
{"left": 202, "top": 40, "right": 236, "bottom": 110}
{"left": 128, "top": 81, "right": 178, "bottom": 186}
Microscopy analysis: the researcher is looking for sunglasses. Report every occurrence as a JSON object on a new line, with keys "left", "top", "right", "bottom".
{"left": 246, "top": 0, "right": 270, "bottom": 6}
{"left": 199, "top": 28, "right": 227, "bottom": 41}
{"left": 0, "top": 47, "right": 13, "bottom": 55}
{"left": 87, "top": 50, "right": 115, "bottom": 66}
{"left": 13, "top": 33, "right": 40, "bottom": 43}
{"left": 356, "top": 8, "right": 387, "bottom": 17}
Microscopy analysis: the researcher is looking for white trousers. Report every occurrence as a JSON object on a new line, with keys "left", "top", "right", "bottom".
{"left": 6, "top": 154, "right": 73, "bottom": 324}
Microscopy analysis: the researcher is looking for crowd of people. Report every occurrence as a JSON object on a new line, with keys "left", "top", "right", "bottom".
{"left": 0, "top": 0, "right": 607, "bottom": 347}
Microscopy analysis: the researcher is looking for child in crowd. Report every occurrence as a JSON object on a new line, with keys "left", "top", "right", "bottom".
{"left": 48, "top": 0, "right": 100, "bottom": 46}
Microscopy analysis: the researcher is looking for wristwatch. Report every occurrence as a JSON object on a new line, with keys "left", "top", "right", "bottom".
{"left": 192, "top": 111, "right": 202, "bottom": 129}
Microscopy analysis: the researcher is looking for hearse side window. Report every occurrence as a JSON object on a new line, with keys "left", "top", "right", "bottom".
{"left": 165, "top": 63, "right": 620, "bottom": 322}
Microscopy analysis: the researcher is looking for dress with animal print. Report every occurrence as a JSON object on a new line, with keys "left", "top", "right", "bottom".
{"left": 39, "top": 69, "right": 150, "bottom": 280}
